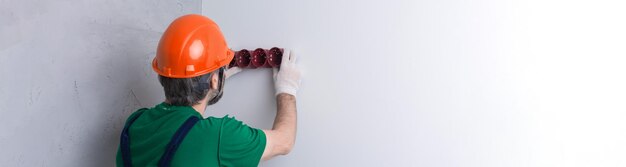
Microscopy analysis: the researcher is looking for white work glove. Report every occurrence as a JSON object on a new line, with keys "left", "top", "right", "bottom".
{"left": 225, "top": 66, "right": 243, "bottom": 79}
{"left": 273, "top": 50, "right": 301, "bottom": 97}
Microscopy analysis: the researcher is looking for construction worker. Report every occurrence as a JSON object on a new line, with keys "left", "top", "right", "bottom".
{"left": 115, "top": 14, "right": 301, "bottom": 166}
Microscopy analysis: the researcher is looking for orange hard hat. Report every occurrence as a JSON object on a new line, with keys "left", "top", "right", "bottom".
{"left": 152, "top": 14, "right": 234, "bottom": 78}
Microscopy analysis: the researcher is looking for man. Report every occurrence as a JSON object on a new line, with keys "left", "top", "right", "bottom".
{"left": 116, "top": 14, "right": 301, "bottom": 166}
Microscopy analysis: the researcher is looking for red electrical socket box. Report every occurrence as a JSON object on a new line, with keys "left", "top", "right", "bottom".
{"left": 268, "top": 47, "right": 283, "bottom": 68}
{"left": 230, "top": 47, "right": 283, "bottom": 68}
{"left": 252, "top": 48, "right": 269, "bottom": 68}
{"left": 234, "top": 49, "right": 251, "bottom": 68}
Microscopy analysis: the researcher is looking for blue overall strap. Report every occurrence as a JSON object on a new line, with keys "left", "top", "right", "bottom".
{"left": 120, "top": 110, "right": 146, "bottom": 167}
{"left": 158, "top": 116, "right": 200, "bottom": 167}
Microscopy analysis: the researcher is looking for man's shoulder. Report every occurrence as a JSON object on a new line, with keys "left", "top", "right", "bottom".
{"left": 199, "top": 115, "right": 262, "bottom": 137}
{"left": 199, "top": 115, "right": 239, "bottom": 128}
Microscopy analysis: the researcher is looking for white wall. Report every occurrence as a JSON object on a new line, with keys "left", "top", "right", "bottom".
{"left": 0, "top": 0, "right": 199, "bottom": 166}
{"left": 204, "top": 0, "right": 626, "bottom": 166}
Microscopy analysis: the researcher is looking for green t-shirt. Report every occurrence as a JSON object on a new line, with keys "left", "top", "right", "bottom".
{"left": 116, "top": 102, "right": 266, "bottom": 167}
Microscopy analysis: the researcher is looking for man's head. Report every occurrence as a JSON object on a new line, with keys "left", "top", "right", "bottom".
{"left": 152, "top": 14, "right": 233, "bottom": 106}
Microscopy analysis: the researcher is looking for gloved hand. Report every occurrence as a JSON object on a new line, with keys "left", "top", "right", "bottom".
{"left": 225, "top": 66, "right": 243, "bottom": 79}
{"left": 273, "top": 50, "right": 301, "bottom": 97}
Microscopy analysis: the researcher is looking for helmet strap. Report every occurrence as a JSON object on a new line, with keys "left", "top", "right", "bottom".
{"left": 207, "top": 67, "right": 225, "bottom": 105}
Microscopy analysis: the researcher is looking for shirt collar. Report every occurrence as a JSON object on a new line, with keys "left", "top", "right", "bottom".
{"left": 156, "top": 102, "right": 203, "bottom": 118}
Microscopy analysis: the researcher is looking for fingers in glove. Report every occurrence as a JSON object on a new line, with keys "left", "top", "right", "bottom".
{"left": 281, "top": 49, "right": 291, "bottom": 66}
{"left": 288, "top": 50, "right": 297, "bottom": 64}
{"left": 225, "top": 67, "right": 243, "bottom": 79}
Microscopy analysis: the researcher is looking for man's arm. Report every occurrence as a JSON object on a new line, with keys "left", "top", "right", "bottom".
{"left": 261, "top": 50, "right": 301, "bottom": 161}
{"left": 261, "top": 94, "right": 297, "bottom": 160}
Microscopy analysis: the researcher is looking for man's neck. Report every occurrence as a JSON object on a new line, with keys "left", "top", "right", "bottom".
{"left": 191, "top": 102, "right": 207, "bottom": 117}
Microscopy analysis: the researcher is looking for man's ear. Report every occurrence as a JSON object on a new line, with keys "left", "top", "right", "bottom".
{"left": 210, "top": 72, "right": 219, "bottom": 90}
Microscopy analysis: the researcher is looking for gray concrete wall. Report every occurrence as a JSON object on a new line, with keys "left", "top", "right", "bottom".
{"left": 0, "top": 1, "right": 199, "bottom": 166}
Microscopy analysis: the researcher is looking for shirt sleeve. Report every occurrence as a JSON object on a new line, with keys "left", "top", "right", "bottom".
{"left": 218, "top": 116, "right": 267, "bottom": 167}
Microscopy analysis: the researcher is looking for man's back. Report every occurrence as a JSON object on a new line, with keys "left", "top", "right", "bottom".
{"left": 115, "top": 102, "right": 266, "bottom": 167}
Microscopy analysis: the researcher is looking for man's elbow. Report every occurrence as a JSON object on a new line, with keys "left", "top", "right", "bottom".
{"left": 276, "top": 140, "right": 295, "bottom": 155}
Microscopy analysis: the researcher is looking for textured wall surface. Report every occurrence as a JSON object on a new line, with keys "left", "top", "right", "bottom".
{"left": 0, "top": 0, "right": 199, "bottom": 166}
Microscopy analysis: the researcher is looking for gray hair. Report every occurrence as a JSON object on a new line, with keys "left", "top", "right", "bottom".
{"left": 158, "top": 72, "right": 214, "bottom": 106}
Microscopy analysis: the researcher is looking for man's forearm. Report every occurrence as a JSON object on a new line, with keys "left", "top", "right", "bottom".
{"left": 272, "top": 93, "right": 297, "bottom": 150}
{"left": 273, "top": 93, "right": 297, "bottom": 132}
